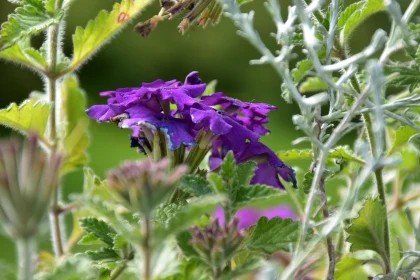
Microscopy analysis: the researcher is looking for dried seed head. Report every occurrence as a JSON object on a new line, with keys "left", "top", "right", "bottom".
{"left": 134, "top": 16, "right": 164, "bottom": 38}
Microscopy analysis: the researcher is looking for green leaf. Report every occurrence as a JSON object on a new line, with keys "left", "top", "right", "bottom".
{"left": 220, "top": 151, "right": 236, "bottom": 179}
{"left": 0, "top": 0, "right": 64, "bottom": 50}
{"left": 388, "top": 125, "right": 420, "bottom": 155}
{"left": 207, "top": 172, "right": 225, "bottom": 194}
{"left": 112, "top": 234, "right": 128, "bottom": 250}
{"left": 66, "top": 0, "right": 153, "bottom": 74}
{"left": 176, "top": 231, "right": 200, "bottom": 259}
{"left": 178, "top": 175, "right": 213, "bottom": 197}
{"left": 162, "top": 195, "right": 226, "bottom": 236}
{"left": 85, "top": 247, "right": 121, "bottom": 262}
{"left": 385, "top": 64, "right": 420, "bottom": 93}
{"left": 79, "top": 217, "right": 117, "bottom": 246}
{"left": 340, "top": 0, "right": 386, "bottom": 44}
{"left": 0, "top": 38, "right": 47, "bottom": 72}
{"left": 299, "top": 77, "right": 328, "bottom": 93}
{"left": 234, "top": 185, "right": 285, "bottom": 209}
{"left": 234, "top": 161, "right": 257, "bottom": 188}
{"left": 230, "top": 256, "right": 263, "bottom": 278}
{"left": 277, "top": 147, "right": 365, "bottom": 165}
{"left": 292, "top": 59, "right": 313, "bottom": 83}
{"left": 202, "top": 80, "right": 217, "bottom": 96}
{"left": 78, "top": 233, "right": 105, "bottom": 246}
{"left": 302, "top": 172, "right": 314, "bottom": 194}
{"left": 334, "top": 256, "right": 369, "bottom": 280}
{"left": 246, "top": 217, "right": 309, "bottom": 253}
{"left": 345, "top": 197, "right": 388, "bottom": 263}
{"left": 0, "top": 99, "right": 51, "bottom": 137}
{"left": 39, "top": 256, "right": 99, "bottom": 280}
{"left": 337, "top": 2, "right": 364, "bottom": 28}
{"left": 58, "top": 75, "right": 89, "bottom": 173}
{"left": 153, "top": 202, "right": 186, "bottom": 225}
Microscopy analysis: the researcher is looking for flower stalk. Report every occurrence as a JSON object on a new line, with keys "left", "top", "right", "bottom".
{"left": 17, "top": 238, "right": 35, "bottom": 280}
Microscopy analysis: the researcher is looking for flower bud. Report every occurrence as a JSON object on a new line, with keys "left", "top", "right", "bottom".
{"left": 107, "top": 159, "right": 187, "bottom": 214}
{"left": 0, "top": 134, "right": 62, "bottom": 239}
{"left": 190, "top": 218, "right": 244, "bottom": 271}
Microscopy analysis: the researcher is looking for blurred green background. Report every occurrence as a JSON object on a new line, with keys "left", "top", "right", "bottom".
{"left": 0, "top": 0, "right": 414, "bottom": 268}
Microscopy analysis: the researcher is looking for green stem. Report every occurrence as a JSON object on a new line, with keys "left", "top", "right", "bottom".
{"left": 46, "top": 0, "right": 65, "bottom": 258}
{"left": 351, "top": 76, "right": 391, "bottom": 273}
{"left": 17, "top": 238, "right": 35, "bottom": 280}
{"left": 110, "top": 262, "right": 127, "bottom": 280}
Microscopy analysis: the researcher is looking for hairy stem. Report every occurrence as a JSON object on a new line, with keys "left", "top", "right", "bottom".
{"left": 46, "top": 0, "right": 65, "bottom": 258}
{"left": 319, "top": 178, "right": 336, "bottom": 280}
{"left": 17, "top": 238, "right": 35, "bottom": 280}
{"left": 351, "top": 76, "right": 391, "bottom": 273}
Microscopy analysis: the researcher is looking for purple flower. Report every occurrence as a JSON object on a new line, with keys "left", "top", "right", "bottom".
{"left": 210, "top": 141, "right": 297, "bottom": 189}
{"left": 214, "top": 205, "right": 297, "bottom": 229}
{"left": 235, "top": 142, "right": 297, "bottom": 189}
{"left": 190, "top": 107, "right": 259, "bottom": 152}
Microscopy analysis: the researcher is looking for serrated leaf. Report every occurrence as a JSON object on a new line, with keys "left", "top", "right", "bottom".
{"left": 66, "top": 0, "right": 153, "bottom": 74}
{"left": 302, "top": 172, "right": 313, "bottom": 194}
{"left": 246, "top": 217, "right": 309, "bottom": 253}
{"left": 388, "top": 125, "right": 420, "bottom": 155}
{"left": 234, "top": 161, "right": 257, "bottom": 188}
{"left": 207, "top": 172, "right": 225, "bottom": 193}
{"left": 234, "top": 185, "right": 285, "bottom": 209}
{"left": 299, "top": 77, "right": 328, "bottom": 93}
{"left": 292, "top": 59, "right": 313, "bottom": 83}
{"left": 345, "top": 197, "right": 388, "bottom": 263}
{"left": 385, "top": 64, "right": 420, "bottom": 93}
{"left": 230, "top": 256, "right": 263, "bottom": 278}
{"left": 59, "top": 75, "right": 89, "bottom": 173}
{"left": 0, "top": 0, "right": 64, "bottom": 50}
{"left": 220, "top": 151, "right": 236, "bottom": 179}
{"left": 277, "top": 147, "right": 365, "bottom": 165}
{"left": 340, "top": 0, "right": 386, "bottom": 44}
{"left": 334, "top": 256, "right": 369, "bottom": 280}
{"left": 0, "top": 38, "right": 47, "bottom": 71}
{"left": 162, "top": 195, "right": 226, "bottom": 236}
{"left": 78, "top": 233, "right": 105, "bottom": 246}
{"left": 178, "top": 175, "right": 213, "bottom": 197}
{"left": 153, "top": 202, "right": 186, "bottom": 225}
{"left": 79, "top": 217, "right": 117, "bottom": 246}
{"left": 337, "top": 2, "right": 364, "bottom": 28}
{"left": 85, "top": 247, "right": 121, "bottom": 262}
{"left": 0, "top": 99, "right": 51, "bottom": 136}
{"left": 112, "top": 234, "right": 128, "bottom": 250}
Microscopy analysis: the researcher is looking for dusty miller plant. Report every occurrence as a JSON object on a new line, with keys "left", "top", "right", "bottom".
{"left": 0, "top": 0, "right": 419, "bottom": 279}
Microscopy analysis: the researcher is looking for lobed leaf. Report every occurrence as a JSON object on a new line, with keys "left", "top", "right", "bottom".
{"left": 66, "top": 0, "right": 153, "bottom": 74}
{"left": 339, "top": 0, "right": 386, "bottom": 44}
{"left": 246, "top": 217, "right": 309, "bottom": 253}
{"left": 388, "top": 125, "right": 420, "bottom": 155}
{"left": 0, "top": 38, "right": 47, "bottom": 72}
{"left": 234, "top": 184, "right": 285, "bottom": 209}
{"left": 337, "top": 2, "right": 364, "bottom": 29}
{"left": 58, "top": 75, "right": 89, "bottom": 173}
{"left": 79, "top": 217, "right": 117, "bottom": 246}
{"left": 234, "top": 161, "right": 257, "bottom": 188}
{"left": 220, "top": 151, "right": 236, "bottom": 179}
{"left": 292, "top": 59, "right": 313, "bottom": 83}
{"left": 0, "top": 0, "right": 64, "bottom": 50}
{"left": 345, "top": 197, "right": 388, "bottom": 264}
{"left": 178, "top": 175, "right": 213, "bottom": 197}
{"left": 0, "top": 99, "right": 51, "bottom": 137}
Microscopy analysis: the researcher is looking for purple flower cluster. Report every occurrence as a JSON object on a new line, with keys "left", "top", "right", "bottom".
{"left": 86, "top": 72, "right": 296, "bottom": 189}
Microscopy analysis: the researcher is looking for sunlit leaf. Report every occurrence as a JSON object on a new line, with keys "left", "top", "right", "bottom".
{"left": 0, "top": 99, "right": 51, "bottom": 137}
{"left": 388, "top": 125, "right": 420, "bottom": 155}
{"left": 0, "top": 0, "right": 64, "bottom": 50}
{"left": 65, "top": 0, "right": 153, "bottom": 74}
{"left": 59, "top": 75, "right": 89, "bottom": 173}
{"left": 0, "top": 38, "right": 47, "bottom": 72}
{"left": 299, "top": 77, "right": 328, "bottom": 93}
{"left": 277, "top": 147, "right": 365, "bottom": 165}
{"left": 334, "top": 256, "right": 369, "bottom": 280}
